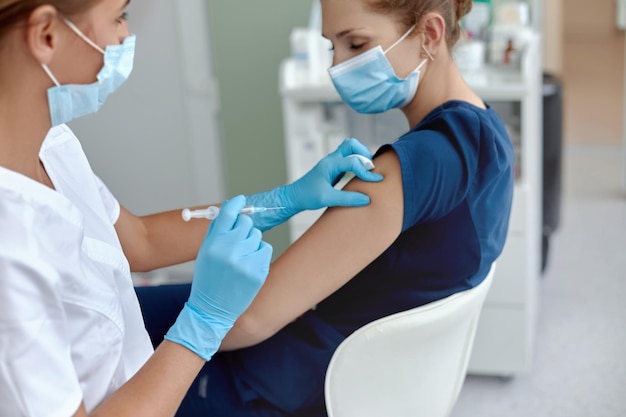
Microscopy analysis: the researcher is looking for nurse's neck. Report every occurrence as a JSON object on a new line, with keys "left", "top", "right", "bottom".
{"left": 0, "top": 59, "right": 56, "bottom": 189}
{"left": 0, "top": 90, "right": 56, "bottom": 187}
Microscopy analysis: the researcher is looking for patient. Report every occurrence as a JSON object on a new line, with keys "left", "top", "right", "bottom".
{"left": 137, "top": 0, "right": 514, "bottom": 415}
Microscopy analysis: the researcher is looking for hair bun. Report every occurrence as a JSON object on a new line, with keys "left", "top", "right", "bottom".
{"left": 455, "top": 0, "right": 473, "bottom": 22}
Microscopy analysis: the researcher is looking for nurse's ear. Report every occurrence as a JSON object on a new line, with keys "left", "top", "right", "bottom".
{"left": 419, "top": 12, "right": 446, "bottom": 59}
{"left": 25, "top": 5, "right": 62, "bottom": 65}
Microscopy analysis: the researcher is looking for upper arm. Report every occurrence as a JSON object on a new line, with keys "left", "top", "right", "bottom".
{"left": 94, "top": 174, "right": 151, "bottom": 271}
{"left": 224, "top": 150, "right": 404, "bottom": 347}
{"left": 114, "top": 205, "right": 151, "bottom": 271}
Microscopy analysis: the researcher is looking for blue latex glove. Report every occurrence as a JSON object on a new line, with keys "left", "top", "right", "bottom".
{"left": 246, "top": 138, "right": 384, "bottom": 232}
{"left": 165, "top": 195, "right": 272, "bottom": 361}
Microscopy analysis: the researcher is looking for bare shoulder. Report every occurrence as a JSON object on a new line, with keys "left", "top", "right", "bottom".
{"left": 285, "top": 145, "right": 405, "bottom": 275}
{"left": 290, "top": 145, "right": 406, "bottom": 293}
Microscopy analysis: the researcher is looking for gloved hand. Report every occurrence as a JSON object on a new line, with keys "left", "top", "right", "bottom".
{"left": 246, "top": 138, "right": 384, "bottom": 232}
{"left": 165, "top": 195, "right": 272, "bottom": 361}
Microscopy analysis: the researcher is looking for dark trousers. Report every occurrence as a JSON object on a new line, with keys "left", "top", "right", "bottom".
{"left": 134, "top": 285, "right": 327, "bottom": 417}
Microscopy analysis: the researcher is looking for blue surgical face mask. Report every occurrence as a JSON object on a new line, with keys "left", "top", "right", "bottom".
{"left": 328, "top": 25, "right": 433, "bottom": 114}
{"left": 42, "top": 19, "right": 136, "bottom": 126}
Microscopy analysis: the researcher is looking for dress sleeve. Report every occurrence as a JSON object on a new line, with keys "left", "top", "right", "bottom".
{"left": 385, "top": 108, "right": 481, "bottom": 231}
{"left": 0, "top": 255, "right": 83, "bottom": 417}
{"left": 94, "top": 175, "right": 121, "bottom": 225}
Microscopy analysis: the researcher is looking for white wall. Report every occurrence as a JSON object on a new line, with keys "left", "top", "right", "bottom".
{"left": 69, "top": 0, "right": 224, "bottom": 217}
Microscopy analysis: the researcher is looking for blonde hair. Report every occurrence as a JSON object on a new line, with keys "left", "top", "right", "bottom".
{"left": 0, "top": 0, "right": 97, "bottom": 42}
{"left": 365, "top": 0, "right": 473, "bottom": 47}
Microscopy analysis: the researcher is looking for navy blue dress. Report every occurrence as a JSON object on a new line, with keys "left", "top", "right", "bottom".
{"left": 137, "top": 100, "right": 515, "bottom": 417}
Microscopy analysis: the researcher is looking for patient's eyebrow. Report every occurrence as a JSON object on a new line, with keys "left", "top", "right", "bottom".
{"left": 323, "top": 27, "right": 364, "bottom": 39}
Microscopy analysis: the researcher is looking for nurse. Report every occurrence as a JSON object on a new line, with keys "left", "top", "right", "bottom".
{"left": 0, "top": 1, "right": 381, "bottom": 416}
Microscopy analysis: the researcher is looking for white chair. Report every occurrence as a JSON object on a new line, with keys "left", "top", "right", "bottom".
{"left": 324, "top": 263, "right": 496, "bottom": 417}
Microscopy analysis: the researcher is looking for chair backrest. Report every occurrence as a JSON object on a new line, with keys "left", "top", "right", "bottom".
{"left": 324, "top": 263, "right": 496, "bottom": 417}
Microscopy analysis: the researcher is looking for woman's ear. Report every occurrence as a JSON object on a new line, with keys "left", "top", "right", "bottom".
{"left": 25, "top": 5, "right": 61, "bottom": 65}
{"left": 420, "top": 12, "right": 446, "bottom": 59}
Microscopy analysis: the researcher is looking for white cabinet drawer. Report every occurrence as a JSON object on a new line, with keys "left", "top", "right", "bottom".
{"left": 487, "top": 234, "right": 528, "bottom": 305}
{"left": 468, "top": 305, "right": 533, "bottom": 376}
{"left": 288, "top": 222, "right": 311, "bottom": 243}
{"left": 288, "top": 209, "right": 324, "bottom": 242}
{"left": 508, "top": 183, "right": 528, "bottom": 233}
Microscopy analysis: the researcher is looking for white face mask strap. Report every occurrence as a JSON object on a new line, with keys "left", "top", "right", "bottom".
{"left": 383, "top": 24, "right": 417, "bottom": 54}
{"left": 416, "top": 58, "right": 428, "bottom": 72}
{"left": 41, "top": 63, "right": 60, "bottom": 86}
{"left": 413, "top": 44, "right": 434, "bottom": 72}
{"left": 422, "top": 44, "right": 435, "bottom": 62}
{"left": 63, "top": 18, "right": 105, "bottom": 54}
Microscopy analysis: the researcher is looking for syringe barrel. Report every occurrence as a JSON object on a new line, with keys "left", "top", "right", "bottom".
{"left": 181, "top": 205, "right": 276, "bottom": 222}
{"left": 205, "top": 206, "right": 220, "bottom": 219}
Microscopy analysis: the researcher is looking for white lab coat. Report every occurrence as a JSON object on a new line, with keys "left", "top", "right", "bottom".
{"left": 0, "top": 125, "right": 153, "bottom": 417}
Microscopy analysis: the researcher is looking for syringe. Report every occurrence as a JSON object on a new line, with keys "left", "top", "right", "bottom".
{"left": 181, "top": 205, "right": 286, "bottom": 222}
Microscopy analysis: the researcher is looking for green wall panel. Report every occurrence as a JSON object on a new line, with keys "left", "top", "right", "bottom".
{"left": 208, "top": 1, "right": 311, "bottom": 255}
